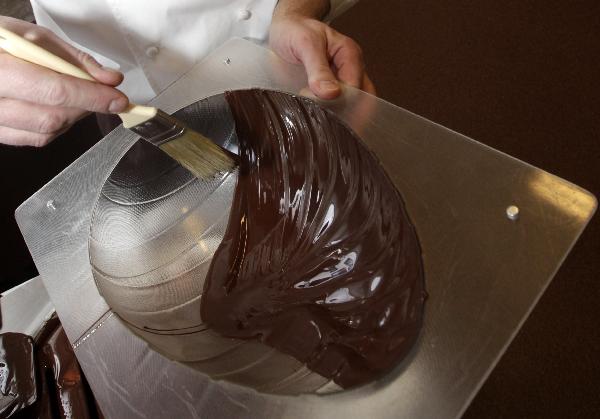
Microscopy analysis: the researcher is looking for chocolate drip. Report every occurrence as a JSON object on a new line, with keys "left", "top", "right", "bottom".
{"left": 201, "top": 89, "right": 426, "bottom": 388}
{"left": 0, "top": 333, "right": 36, "bottom": 417}
{"left": 1, "top": 316, "right": 101, "bottom": 418}
{"left": 37, "top": 326, "right": 92, "bottom": 419}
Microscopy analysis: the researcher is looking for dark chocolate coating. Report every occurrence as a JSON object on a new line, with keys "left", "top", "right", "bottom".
{"left": 201, "top": 89, "right": 426, "bottom": 388}
{"left": 1, "top": 317, "right": 100, "bottom": 419}
{"left": 0, "top": 333, "right": 36, "bottom": 417}
{"left": 37, "top": 325, "right": 92, "bottom": 419}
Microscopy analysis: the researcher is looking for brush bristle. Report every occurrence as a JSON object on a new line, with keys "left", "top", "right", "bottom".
{"left": 159, "top": 130, "right": 237, "bottom": 179}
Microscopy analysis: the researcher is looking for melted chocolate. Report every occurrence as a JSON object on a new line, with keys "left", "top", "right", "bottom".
{"left": 0, "top": 333, "right": 36, "bottom": 417}
{"left": 37, "top": 325, "right": 92, "bottom": 419}
{"left": 201, "top": 89, "right": 426, "bottom": 388}
{"left": 0, "top": 316, "right": 101, "bottom": 418}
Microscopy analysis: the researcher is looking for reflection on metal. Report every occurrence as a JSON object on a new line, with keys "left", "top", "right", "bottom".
{"left": 526, "top": 171, "right": 597, "bottom": 223}
{"left": 87, "top": 94, "right": 336, "bottom": 394}
{"left": 15, "top": 39, "right": 596, "bottom": 419}
{"left": 0, "top": 277, "right": 54, "bottom": 337}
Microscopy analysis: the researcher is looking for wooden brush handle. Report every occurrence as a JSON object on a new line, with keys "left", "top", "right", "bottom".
{"left": 0, "top": 26, "right": 155, "bottom": 128}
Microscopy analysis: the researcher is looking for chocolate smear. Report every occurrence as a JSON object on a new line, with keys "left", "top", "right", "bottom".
{"left": 37, "top": 325, "right": 92, "bottom": 419}
{"left": 1, "top": 315, "right": 101, "bottom": 418}
{"left": 201, "top": 89, "right": 426, "bottom": 388}
{"left": 0, "top": 333, "right": 36, "bottom": 417}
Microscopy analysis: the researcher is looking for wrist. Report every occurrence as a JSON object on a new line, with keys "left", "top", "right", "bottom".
{"left": 273, "top": 0, "right": 330, "bottom": 21}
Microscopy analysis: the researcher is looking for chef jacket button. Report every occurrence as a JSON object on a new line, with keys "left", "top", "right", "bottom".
{"left": 237, "top": 9, "right": 252, "bottom": 20}
{"left": 145, "top": 46, "right": 159, "bottom": 58}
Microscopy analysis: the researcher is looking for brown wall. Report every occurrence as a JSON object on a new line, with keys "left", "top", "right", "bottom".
{"left": 331, "top": 1, "right": 599, "bottom": 417}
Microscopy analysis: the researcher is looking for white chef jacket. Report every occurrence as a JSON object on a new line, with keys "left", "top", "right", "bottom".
{"left": 30, "top": 0, "right": 358, "bottom": 103}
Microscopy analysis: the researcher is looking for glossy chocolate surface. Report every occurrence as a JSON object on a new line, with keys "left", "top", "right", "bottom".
{"left": 201, "top": 89, "right": 426, "bottom": 388}
{"left": 37, "top": 325, "right": 92, "bottom": 419}
{"left": 0, "top": 333, "right": 36, "bottom": 417}
{"left": 0, "top": 316, "right": 100, "bottom": 418}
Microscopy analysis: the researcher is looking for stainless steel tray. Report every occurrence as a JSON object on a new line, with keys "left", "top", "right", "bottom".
{"left": 15, "top": 38, "right": 596, "bottom": 418}
{"left": 0, "top": 276, "right": 54, "bottom": 336}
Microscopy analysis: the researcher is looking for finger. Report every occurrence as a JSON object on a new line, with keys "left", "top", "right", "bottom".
{"left": 0, "top": 16, "right": 123, "bottom": 86}
{"left": 0, "top": 53, "right": 129, "bottom": 113}
{"left": 346, "top": 78, "right": 378, "bottom": 138}
{"left": 328, "top": 31, "right": 365, "bottom": 89}
{"left": 362, "top": 73, "right": 377, "bottom": 95}
{"left": 0, "top": 124, "right": 65, "bottom": 147}
{"left": 73, "top": 50, "right": 123, "bottom": 87}
{"left": 293, "top": 34, "right": 341, "bottom": 100}
{"left": 0, "top": 97, "right": 87, "bottom": 134}
{"left": 28, "top": 31, "right": 124, "bottom": 87}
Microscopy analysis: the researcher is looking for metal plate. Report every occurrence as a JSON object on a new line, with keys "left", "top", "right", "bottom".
{"left": 87, "top": 93, "right": 343, "bottom": 395}
{"left": 0, "top": 277, "right": 54, "bottom": 337}
{"left": 15, "top": 38, "right": 596, "bottom": 418}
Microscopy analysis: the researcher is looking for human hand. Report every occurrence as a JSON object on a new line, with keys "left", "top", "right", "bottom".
{"left": 269, "top": 10, "right": 375, "bottom": 100}
{"left": 0, "top": 16, "right": 128, "bottom": 147}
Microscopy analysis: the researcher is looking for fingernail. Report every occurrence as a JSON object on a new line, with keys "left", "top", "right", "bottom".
{"left": 84, "top": 54, "right": 102, "bottom": 68}
{"left": 84, "top": 54, "right": 120, "bottom": 74}
{"left": 109, "top": 97, "right": 128, "bottom": 113}
{"left": 101, "top": 65, "right": 121, "bottom": 74}
{"left": 319, "top": 80, "right": 339, "bottom": 91}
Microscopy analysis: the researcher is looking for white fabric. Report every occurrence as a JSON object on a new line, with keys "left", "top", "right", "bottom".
{"left": 30, "top": 0, "right": 357, "bottom": 103}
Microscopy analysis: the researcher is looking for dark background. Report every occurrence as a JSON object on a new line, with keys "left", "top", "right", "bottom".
{"left": 1, "top": 1, "right": 599, "bottom": 417}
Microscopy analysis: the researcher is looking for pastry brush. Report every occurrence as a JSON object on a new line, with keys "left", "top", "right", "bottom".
{"left": 0, "top": 26, "right": 237, "bottom": 179}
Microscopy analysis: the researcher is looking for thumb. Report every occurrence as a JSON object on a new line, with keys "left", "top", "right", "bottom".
{"left": 295, "top": 38, "right": 340, "bottom": 100}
